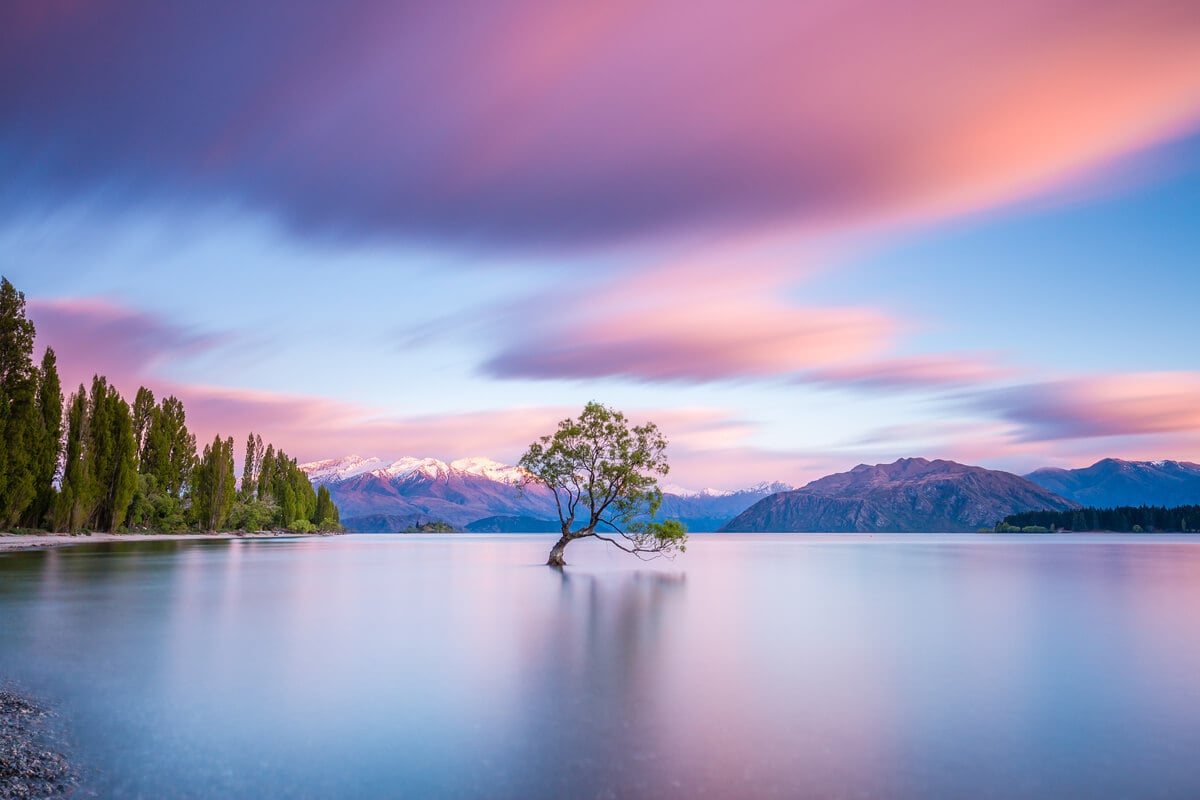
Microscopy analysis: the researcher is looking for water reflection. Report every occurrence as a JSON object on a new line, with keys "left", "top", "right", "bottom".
{"left": 498, "top": 570, "right": 687, "bottom": 798}
{"left": 0, "top": 535, "right": 1198, "bottom": 798}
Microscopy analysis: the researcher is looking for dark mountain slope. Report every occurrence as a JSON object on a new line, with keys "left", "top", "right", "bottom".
{"left": 1025, "top": 459, "right": 1200, "bottom": 508}
{"left": 722, "top": 458, "right": 1076, "bottom": 532}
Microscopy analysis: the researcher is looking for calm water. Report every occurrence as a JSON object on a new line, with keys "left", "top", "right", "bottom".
{"left": 2, "top": 533, "right": 1200, "bottom": 798}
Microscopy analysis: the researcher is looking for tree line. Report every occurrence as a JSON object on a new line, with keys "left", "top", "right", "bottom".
{"left": 999, "top": 505, "right": 1200, "bottom": 533}
{"left": 0, "top": 277, "right": 339, "bottom": 533}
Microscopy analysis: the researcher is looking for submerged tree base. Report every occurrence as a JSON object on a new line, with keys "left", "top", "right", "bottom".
{"left": 547, "top": 535, "right": 570, "bottom": 567}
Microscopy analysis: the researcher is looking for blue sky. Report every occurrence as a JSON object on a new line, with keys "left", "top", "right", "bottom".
{"left": 3, "top": 1, "right": 1199, "bottom": 487}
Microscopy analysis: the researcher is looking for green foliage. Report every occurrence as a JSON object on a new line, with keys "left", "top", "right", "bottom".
{"left": 241, "top": 433, "right": 263, "bottom": 500}
{"left": 51, "top": 377, "right": 139, "bottom": 532}
{"left": 85, "top": 376, "right": 139, "bottom": 531}
{"left": 314, "top": 484, "right": 340, "bottom": 530}
{"left": 228, "top": 433, "right": 337, "bottom": 531}
{"left": 257, "top": 444, "right": 276, "bottom": 503}
{"left": 287, "top": 519, "right": 316, "bottom": 534}
{"left": 631, "top": 517, "right": 689, "bottom": 552}
{"left": 126, "top": 474, "right": 189, "bottom": 533}
{"left": 131, "top": 386, "right": 155, "bottom": 464}
{"left": 193, "top": 435, "right": 237, "bottom": 531}
{"left": 402, "top": 521, "right": 456, "bottom": 532}
{"left": 54, "top": 387, "right": 89, "bottom": 531}
{"left": 0, "top": 277, "right": 335, "bottom": 536}
{"left": 520, "top": 401, "right": 687, "bottom": 563}
{"left": 140, "top": 394, "right": 195, "bottom": 499}
{"left": 24, "top": 347, "right": 63, "bottom": 528}
{"left": 263, "top": 448, "right": 318, "bottom": 529}
{"left": 0, "top": 277, "right": 40, "bottom": 527}
{"left": 229, "top": 497, "right": 278, "bottom": 532}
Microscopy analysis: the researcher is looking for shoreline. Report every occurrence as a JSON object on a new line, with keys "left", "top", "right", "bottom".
{"left": 0, "top": 531, "right": 339, "bottom": 554}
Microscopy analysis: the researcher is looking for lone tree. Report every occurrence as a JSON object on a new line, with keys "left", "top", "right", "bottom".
{"left": 519, "top": 402, "right": 687, "bottom": 567}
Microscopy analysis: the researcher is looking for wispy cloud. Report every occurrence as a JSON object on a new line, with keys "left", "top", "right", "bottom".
{"left": 30, "top": 297, "right": 225, "bottom": 392}
{"left": 976, "top": 372, "right": 1200, "bottom": 442}
{"left": 484, "top": 301, "right": 892, "bottom": 383}
{"left": 803, "top": 354, "right": 1014, "bottom": 391}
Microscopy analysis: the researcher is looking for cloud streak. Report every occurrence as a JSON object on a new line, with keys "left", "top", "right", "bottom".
{"left": 3, "top": 1, "right": 1198, "bottom": 248}
{"left": 804, "top": 354, "right": 1014, "bottom": 391}
{"left": 30, "top": 297, "right": 223, "bottom": 392}
{"left": 485, "top": 301, "right": 892, "bottom": 383}
{"left": 976, "top": 373, "right": 1200, "bottom": 442}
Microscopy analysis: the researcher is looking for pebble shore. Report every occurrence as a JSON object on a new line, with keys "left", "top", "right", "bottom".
{"left": 0, "top": 690, "right": 75, "bottom": 800}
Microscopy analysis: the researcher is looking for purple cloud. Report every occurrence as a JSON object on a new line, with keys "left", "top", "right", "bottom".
{"left": 4, "top": 1, "right": 1199, "bottom": 248}
{"left": 975, "top": 373, "right": 1200, "bottom": 442}
{"left": 30, "top": 297, "right": 222, "bottom": 393}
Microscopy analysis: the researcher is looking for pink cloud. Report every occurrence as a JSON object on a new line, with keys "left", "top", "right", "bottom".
{"left": 980, "top": 372, "right": 1200, "bottom": 442}
{"left": 31, "top": 297, "right": 223, "bottom": 393}
{"left": 5, "top": 1, "right": 1198, "bottom": 247}
{"left": 28, "top": 294, "right": 778, "bottom": 482}
{"left": 486, "top": 301, "right": 891, "bottom": 382}
{"left": 485, "top": 255, "right": 896, "bottom": 384}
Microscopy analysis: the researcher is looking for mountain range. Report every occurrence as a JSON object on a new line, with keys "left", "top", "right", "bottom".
{"left": 299, "top": 455, "right": 792, "bottom": 532}
{"left": 300, "top": 455, "right": 1200, "bottom": 534}
{"left": 1024, "top": 459, "right": 1200, "bottom": 508}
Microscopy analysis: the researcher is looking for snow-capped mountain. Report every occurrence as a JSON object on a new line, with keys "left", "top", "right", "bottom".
{"left": 301, "top": 455, "right": 528, "bottom": 486}
{"left": 659, "top": 481, "right": 791, "bottom": 498}
{"left": 299, "top": 455, "right": 791, "bottom": 532}
{"left": 299, "top": 455, "right": 388, "bottom": 483}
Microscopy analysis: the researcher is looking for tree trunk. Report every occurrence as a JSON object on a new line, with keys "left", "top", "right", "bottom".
{"left": 547, "top": 534, "right": 570, "bottom": 567}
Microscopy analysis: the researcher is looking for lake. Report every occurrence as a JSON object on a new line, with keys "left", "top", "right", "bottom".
{"left": 2, "top": 533, "right": 1199, "bottom": 798}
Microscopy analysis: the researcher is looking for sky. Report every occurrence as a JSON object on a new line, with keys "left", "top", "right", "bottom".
{"left": 2, "top": 0, "right": 1199, "bottom": 489}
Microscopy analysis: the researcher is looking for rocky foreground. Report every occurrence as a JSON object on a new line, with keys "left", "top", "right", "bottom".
{"left": 0, "top": 690, "right": 75, "bottom": 799}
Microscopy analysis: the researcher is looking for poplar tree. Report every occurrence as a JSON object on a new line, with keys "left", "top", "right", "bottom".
{"left": 131, "top": 386, "right": 155, "bottom": 465}
{"left": 24, "top": 347, "right": 62, "bottom": 527}
{"left": 0, "top": 276, "right": 39, "bottom": 527}
{"left": 54, "top": 387, "right": 90, "bottom": 531}
{"left": 257, "top": 444, "right": 276, "bottom": 502}
{"left": 314, "top": 485, "right": 339, "bottom": 530}
{"left": 85, "top": 376, "right": 137, "bottom": 531}
{"left": 273, "top": 448, "right": 297, "bottom": 526}
{"left": 140, "top": 395, "right": 195, "bottom": 499}
{"left": 242, "top": 432, "right": 263, "bottom": 499}
{"left": 193, "top": 435, "right": 236, "bottom": 531}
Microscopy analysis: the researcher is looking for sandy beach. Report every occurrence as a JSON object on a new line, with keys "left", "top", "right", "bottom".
{"left": 0, "top": 531, "right": 338, "bottom": 553}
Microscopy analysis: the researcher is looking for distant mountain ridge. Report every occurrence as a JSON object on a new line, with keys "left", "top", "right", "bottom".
{"left": 721, "top": 458, "right": 1077, "bottom": 532}
{"left": 1025, "top": 459, "right": 1200, "bottom": 508}
{"left": 301, "top": 455, "right": 792, "bottom": 533}
{"left": 307, "top": 454, "right": 1198, "bottom": 535}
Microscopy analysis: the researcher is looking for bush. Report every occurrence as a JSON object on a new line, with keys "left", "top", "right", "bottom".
{"left": 287, "top": 519, "right": 316, "bottom": 534}
{"left": 230, "top": 498, "right": 278, "bottom": 532}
